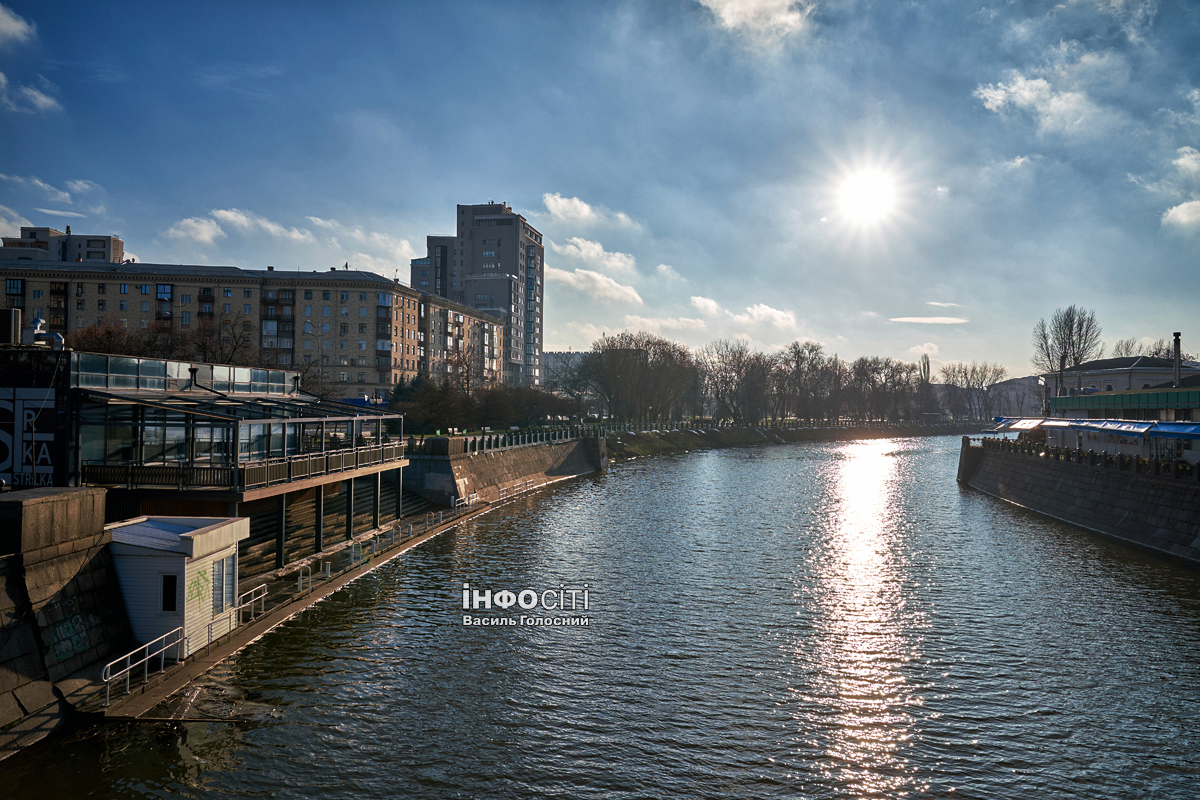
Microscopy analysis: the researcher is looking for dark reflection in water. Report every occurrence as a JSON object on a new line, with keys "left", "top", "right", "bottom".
{"left": 6, "top": 436, "right": 1200, "bottom": 798}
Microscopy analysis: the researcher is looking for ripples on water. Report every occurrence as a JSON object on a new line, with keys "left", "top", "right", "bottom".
{"left": 6, "top": 436, "right": 1200, "bottom": 798}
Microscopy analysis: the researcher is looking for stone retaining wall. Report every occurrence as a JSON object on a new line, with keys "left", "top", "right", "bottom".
{"left": 958, "top": 439, "right": 1200, "bottom": 564}
{"left": 404, "top": 438, "right": 606, "bottom": 506}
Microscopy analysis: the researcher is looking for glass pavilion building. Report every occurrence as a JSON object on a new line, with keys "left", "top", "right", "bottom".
{"left": 0, "top": 347, "right": 406, "bottom": 578}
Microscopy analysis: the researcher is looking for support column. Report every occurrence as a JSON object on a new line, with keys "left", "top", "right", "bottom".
{"left": 373, "top": 472, "right": 381, "bottom": 529}
{"left": 345, "top": 478, "right": 356, "bottom": 536}
{"left": 314, "top": 483, "right": 324, "bottom": 553}
{"left": 275, "top": 492, "right": 287, "bottom": 569}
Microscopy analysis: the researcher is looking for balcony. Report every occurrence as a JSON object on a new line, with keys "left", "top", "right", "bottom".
{"left": 81, "top": 442, "right": 406, "bottom": 491}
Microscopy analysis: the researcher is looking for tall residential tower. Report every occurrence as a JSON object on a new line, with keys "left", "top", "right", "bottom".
{"left": 411, "top": 202, "right": 544, "bottom": 386}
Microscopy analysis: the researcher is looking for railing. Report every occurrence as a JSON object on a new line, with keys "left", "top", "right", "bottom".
{"left": 102, "top": 627, "right": 185, "bottom": 707}
{"left": 975, "top": 436, "right": 1200, "bottom": 483}
{"left": 297, "top": 564, "right": 313, "bottom": 596}
{"left": 239, "top": 584, "right": 268, "bottom": 623}
{"left": 81, "top": 442, "right": 406, "bottom": 491}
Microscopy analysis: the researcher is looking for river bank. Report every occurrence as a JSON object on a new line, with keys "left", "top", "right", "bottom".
{"left": 604, "top": 422, "right": 987, "bottom": 460}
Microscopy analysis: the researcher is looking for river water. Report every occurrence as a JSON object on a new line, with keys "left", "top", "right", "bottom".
{"left": 6, "top": 435, "right": 1200, "bottom": 798}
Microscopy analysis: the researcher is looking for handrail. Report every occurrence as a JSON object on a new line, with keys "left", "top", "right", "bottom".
{"left": 102, "top": 626, "right": 185, "bottom": 707}
{"left": 238, "top": 584, "right": 268, "bottom": 623}
{"left": 296, "top": 564, "right": 313, "bottom": 596}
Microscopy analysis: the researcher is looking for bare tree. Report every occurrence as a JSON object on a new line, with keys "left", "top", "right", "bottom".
{"left": 1031, "top": 305, "right": 1104, "bottom": 374}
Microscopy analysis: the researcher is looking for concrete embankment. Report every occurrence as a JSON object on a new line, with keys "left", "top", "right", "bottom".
{"left": 957, "top": 438, "right": 1200, "bottom": 565}
{"left": 404, "top": 436, "right": 606, "bottom": 506}
{"left": 605, "top": 423, "right": 986, "bottom": 460}
{"left": 0, "top": 488, "right": 135, "bottom": 759}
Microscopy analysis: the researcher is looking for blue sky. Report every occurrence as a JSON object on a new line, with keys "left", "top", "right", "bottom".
{"left": 2, "top": 0, "right": 1200, "bottom": 376}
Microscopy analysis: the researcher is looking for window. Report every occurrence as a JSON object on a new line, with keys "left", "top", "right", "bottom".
{"left": 157, "top": 284, "right": 172, "bottom": 300}
{"left": 340, "top": 306, "right": 349, "bottom": 317}
{"left": 322, "top": 290, "right": 330, "bottom": 300}
{"left": 321, "top": 341, "right": 329, "bottom": 350}
{"left": 224, "top": 288, "right": 233, "bottom": 297}
{"left": 243, "top": 321, "right": 252, "bottom": 331}
{"left": 339, "top": 372, "right": 348, "bottom": 382}
{"left": 263, "top": 320, "right": 278, "bottom": 335}
{"left": 358, "top": 323, "right": 367, "bottom": 334}
{"left": 181, "top": 294, "right": 191, "bottom": 304}
{"left": 244, "top": 304, "right": 252, "bottom": 314}
{"left": 304, "top": 290, "right": 313, "bottom": 300}
{"left": 140, "top": 319, "right": 148, "bottom": 328}
{"left": 339, "top": 341, "right": 347, "bottom": 350}
{"left": 340, "top": 291, "right": 349, "bottom": 302}
{"left": 140, "top": 301, "right": 150, "bottom": 312}
{"left": 304, "top": 321, "right": 312, "bottom": 333}
{"left": 244, "top": 288, "right": 253, "bottom": 298}
{"left": 323, "top": 306, "right": 331, "bottom": 317}
{"left": 120, "top": 284, "right": 128, "bottom": 294}
{"left": 140, "top": 285, "right": 150, "bottom": 295}
{"left": 358, "top": 307, "right": 368, "bottom": 317}
{"left": 322, "top": 356, "right": 330, "bottom": 365}
{"left": 304, "top": 339, "right": 312, "bottom": 350}
{"left": 279, "top": 338, "right": 293, "bottom": 349}
{"left": 181, "top": 311, "right": 191, "bottom": 324}
{"left": 32, "top": 290, "right": 43, "bottom": 299}
{"left": 265, "top": 289, "right": 276, "bottom": 300}
{"left": 340, "top": 323, "right": 349, "bottom": 334}
{"left": 359, "top": 340, "right": 367, "bottom": 350}
{"left": 359, "top": 292, "right": 367, "bottom": 301}
{"left": 98, "top": 283, "right": 106, "bottom": 294}
{"left": 357, "top": 372, "right": 366, "bottom": 383}
{"left": 212, "top": 555, "right": 235, "bottom": 614}
{"left": 76, "top": 299, "right": 85, "bottom": 310}
{"left": 223, "top": 303, "right": 231, "bottom": 313}
{"left": 304, "top": 306, "right": 312, "bottom": 316}
{"left": 322, "top": 321, "right": 330, "bottom": 333}
{"left": 161, "top": 574, "right": 179, "bottom": 613}
{"left": 98, "top": 300, "right": 106, "bottom": 311}
{"left": 119, "top": 300, "right": 128, "bottom": 311}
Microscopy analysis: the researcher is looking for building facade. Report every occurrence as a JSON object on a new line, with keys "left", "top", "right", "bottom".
{"left": 418, "top": 294, "right": 504, "bottom": 389}
{"left": 0, "top": 252, "right": 424, "bottom": 400}
{"left": 410, "top": 202, "right": 545, "bottom": 386}
{"left": 1, "top": 225, "right": 124, "bottom": 263}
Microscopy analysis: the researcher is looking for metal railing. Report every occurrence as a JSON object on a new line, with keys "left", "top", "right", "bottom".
{"left": 81, "top": 442, "right": 405, "bottom": 491}
{"left": 296, "top": 564, "right": 313, "bottom": 596}
{"left": 102, "top": 627, "right": 185, "bottom": 707}
{"left": 238, "top": 584, "right": 268, "bottom": 623}
{"left": 976, "top": 436, "right": 1200, "bottom": 483}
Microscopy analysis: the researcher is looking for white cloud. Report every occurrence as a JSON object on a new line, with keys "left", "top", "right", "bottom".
{"left": 0, "top": 204, "right": 30, "bottom": 236}
{"left": 165, "top": 216, "right": 227, "bottom": 244}
{"left": 66, "top": 179, "right": 102, "bottom": 194}
{"left": 211, "top": 208, "right": 317, "bottom": 244}
{"left": 621, "top": 314, "right": 706, "bottom": 333}
{"left": 1162, "top": 200, "right": 1200, "bottom": 230}
{"left": 0, "top": 4, "right": 35, "bottom": 49}
{"left": 1173, "top": 147, "right": 1200, "bottom": 177}
{"left": 889, "top": 316, "right": 969, "bottom": 324}
{"left": 696, "top": 0, "right": 815, "bottom": 43}
{"left": 123, "top": 250, "right": 140, "bottom": 263}
{"left": 730, "top": 303, "right": 797, "bottom": 328}
{"left": 33, "top": 207, "right": 86, "bottom": 218}
{"left": 546, "top": 267, "right": 642, "bottom": 305}
{"left": 926, "top": 301, "right": 961, "bottom": 308}
{"left": 549, "top": 236, "right": 636, "bottom": 273}
{"left": 303, "top": 216, "right": 417, "bottom": 261}
{"left": 908, "top": 342, "right": 940, "bottom": 357}
{"left": 656, "top": 264, "right": 683, "bottom": 281}
{"left": 0, "top": 173, "right": 71, "bottom": 202}
{"left": 0, "top": 72, "right": 61, "bottom": 113}
{"left": 690, "top": 296, "right": 722, "bottom": 315}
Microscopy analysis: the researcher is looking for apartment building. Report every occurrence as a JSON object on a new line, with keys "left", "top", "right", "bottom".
{"left": 0, "top": 225, "right": 124, "bottom": 263}
{"left": 411, "top": 201, "right": 545, "bottom": 387}
{"left": 417, "top": 294, "right": 505, "bottom": 389}
{"left": 0, "top": 252, "right": 422, "bottom": 399}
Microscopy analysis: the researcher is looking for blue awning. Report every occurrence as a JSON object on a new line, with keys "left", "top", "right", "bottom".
{"left": 1072, "top": 420, "right": 1154, "bottom": 435}
{"left": 1146, "top": 422, "right": 1200, "bottom": 440}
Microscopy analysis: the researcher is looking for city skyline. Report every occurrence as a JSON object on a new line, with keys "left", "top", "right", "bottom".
{"left": 2, "top": 1, "right": 1200, "bottom": 377}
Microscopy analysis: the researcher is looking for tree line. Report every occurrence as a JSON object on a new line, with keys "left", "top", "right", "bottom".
{"left": 547, "top": 331, "right": 1010, "bottom": 425}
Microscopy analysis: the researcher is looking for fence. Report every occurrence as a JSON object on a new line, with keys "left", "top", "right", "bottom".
{"left": 972, "top": 436, "right": 1200, "bottom": 482}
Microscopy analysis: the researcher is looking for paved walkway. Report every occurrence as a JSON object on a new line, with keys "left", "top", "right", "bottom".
{"left": 89, "top": 504, "right": 487, "bottom": 720}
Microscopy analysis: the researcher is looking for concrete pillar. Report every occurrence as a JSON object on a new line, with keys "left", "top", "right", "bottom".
{"left": 314, "top": 484, "right": 324, "bottom": 552}
{"left": 275, "top": 493, "right": 287, "bottom": 569}
{"left": 346, "top": 478, "right": 356, "bottom": 536}
{"left": 373, "top": 471, "right": 381, "bottom": 529}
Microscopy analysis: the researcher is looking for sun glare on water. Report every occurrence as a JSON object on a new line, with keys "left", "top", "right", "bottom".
{"left": 837, "top": 169, "right": 897, "bottom": 225}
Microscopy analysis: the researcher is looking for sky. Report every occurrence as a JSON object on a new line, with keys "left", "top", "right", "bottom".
{"left": 2, "top": 0, "right": 1199, "bottom": 377}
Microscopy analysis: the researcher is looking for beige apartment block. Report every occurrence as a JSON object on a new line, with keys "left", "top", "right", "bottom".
{"left": 0, "top": 259, "right": 423, "bottom": 400}
{"left": 418, "top": 294, "right": 505, "bottom": 390}
{"left": 0, "top": 225, "right": 125, "bottom": 263}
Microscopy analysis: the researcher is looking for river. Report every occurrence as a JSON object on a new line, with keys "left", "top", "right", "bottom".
{"left": 5, "top": 435, "right": 1200, "bottom": 798}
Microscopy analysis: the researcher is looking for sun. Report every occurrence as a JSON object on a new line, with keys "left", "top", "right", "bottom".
{"left": 836, "top": 169, "right": 897, "bottom": 225}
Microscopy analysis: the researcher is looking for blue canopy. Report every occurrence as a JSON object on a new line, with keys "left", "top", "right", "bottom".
{"left": 1146, "top": 422, "right": 1200, "bottom": 440}
{"left": 1073, "top": 420, "right": 1155, "bottom": 435}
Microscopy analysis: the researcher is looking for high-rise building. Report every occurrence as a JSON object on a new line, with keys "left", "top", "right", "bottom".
{"left": 410, "top": 202, "right": 544, "bottom": 386}
{"left": 0, "top": 225, "right": 124, "bottom": 263}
